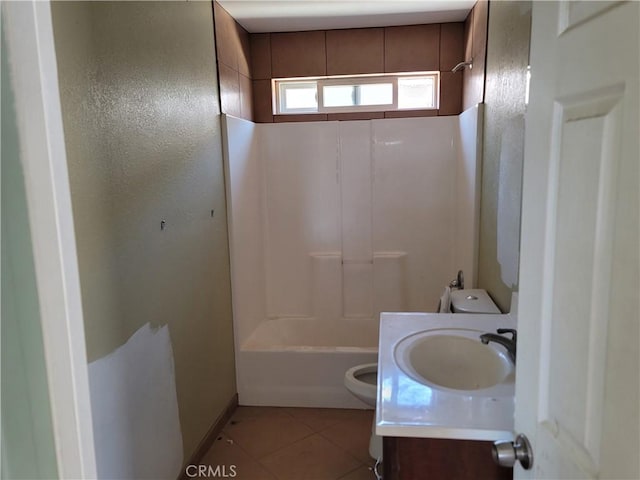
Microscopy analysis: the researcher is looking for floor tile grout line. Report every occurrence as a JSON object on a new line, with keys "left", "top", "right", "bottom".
{"left": 252, "top": 430, "right": 317, "bottom": 461}
{"left": 316, "top": 429, "right": 371, "bottom": 469}
{"left": 252, "top": 452, "right": 286, "bottom": 480}
{"left": 218, "top": 419, "right": 285, "bottom": 466}
{"left": 254, "top": 432, "right": 369, "bottom": 480}
{"left": 226, "top": 407, "right": 353, "bottom": 457}
{"left": 314, "top": 414, "right": 376, "bottom": 465}
{"left": 314, "top": 412, "right": 374, "bottom": 435}
{"left": 282, "top": 407, "right": 365, "bottom": 431}
{"left": 290, "top": 417, "right": 343, "bottom": 433}
{"left": 211, "top": 429, "right": 257, "bottom": 461}
{"left": 223, "top": 416, "right": 319, "bottom": 464}
{"left": 209, "top": 429, "right": 280, "bottom": 479}
{"left": 249, "top": 431, "right": 344, "bottom": 480}
{"left": 215, "top": 407, "right": 374, "bottom": 478}
{"left": 336, "top": 463, "right": 375, "bottom": 480}
{"left": 222, "top": 407, "right": 312, "bottom": 459}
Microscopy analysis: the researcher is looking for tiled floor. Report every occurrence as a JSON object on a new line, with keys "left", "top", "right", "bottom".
{"left": 201, "top": 406, "right": 377, "bottom": 480}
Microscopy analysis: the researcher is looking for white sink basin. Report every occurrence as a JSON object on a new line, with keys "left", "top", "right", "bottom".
{"left": 394, "top": 328, "right": 514, "bottom": 392}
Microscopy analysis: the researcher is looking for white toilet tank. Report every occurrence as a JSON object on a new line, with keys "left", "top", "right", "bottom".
{"left": 450, "top": 288, "right": 501, "bottom": 314}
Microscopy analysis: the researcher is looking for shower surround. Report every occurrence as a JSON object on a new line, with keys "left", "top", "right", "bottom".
{"left": 223, "top": 109, "right": 482, "bottom": 407}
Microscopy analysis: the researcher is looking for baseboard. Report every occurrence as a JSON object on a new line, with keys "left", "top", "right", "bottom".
{"left": 177, "top": 393, "right": 238, "bottom": 480}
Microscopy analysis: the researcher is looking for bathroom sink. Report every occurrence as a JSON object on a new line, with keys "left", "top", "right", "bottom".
{"left": 394, "top": 329, "right": 514, "bottom": 391}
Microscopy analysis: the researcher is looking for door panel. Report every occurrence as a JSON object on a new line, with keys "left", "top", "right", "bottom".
{"left": 516, "top": 1, "right": 638, "bottom": 478}
{"left": 558, "top": 1, "right": 623, "bottom": 33}
{"left": 1, "top": 26, "right": 59, "bottom": 478}
{"left": 539, "top": 88, "right": 623, "bottom": 478}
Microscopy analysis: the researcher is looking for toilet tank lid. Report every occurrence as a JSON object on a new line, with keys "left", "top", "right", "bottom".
{"left": 450, "top": 289, "right": 501, "bottom": 314}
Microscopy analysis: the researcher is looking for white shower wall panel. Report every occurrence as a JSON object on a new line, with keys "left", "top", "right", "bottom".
{"left": 311, "top": 253, "right": 342, "bottom": 321}
{"left": 340, "top": 121, "right": 375, "bottom": 317}
{"left": 372, "top": 117, "right": 459, "bottom": 312}
{"left": 456, "top": 104, "right": 484, "bottom": 287}
{"left": 223, "top": 112, "right": 482, "bottom": 407}
{"left": 223, "top": 112, "right": 481, "bottom": 340}
{"left": 339, "top": 121, "right": 373, "bottom": 261}
{"left": 261, "top": 122, "right": 341, "bottom": 318}
{"left": 373, "top": 252, "right": 408, "bottom": 313}
{"left": 221, "top": 116, "right": 266, "bottom": 346}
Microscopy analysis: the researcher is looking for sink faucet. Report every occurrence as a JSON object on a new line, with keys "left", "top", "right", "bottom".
{"left": 480, "top": 329, "right": 517, "bottom": 364}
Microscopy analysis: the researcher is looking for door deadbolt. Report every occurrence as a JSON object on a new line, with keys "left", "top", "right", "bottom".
{"left": 492, "top": 434, "right": 533, "bottom": 470}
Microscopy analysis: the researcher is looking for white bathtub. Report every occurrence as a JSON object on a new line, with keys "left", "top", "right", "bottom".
{"left": 236, "top": 318, "right": 379, "bottom": 409}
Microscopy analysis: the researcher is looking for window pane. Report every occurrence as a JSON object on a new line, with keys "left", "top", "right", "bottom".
{"left": 398, "top": 77, "right": 434, "bottom": 109}
{"left": 323, "top": 85, "right": 355, "bottom": 107}
{"left": 323, "top": 83, "right": 393, "bottom": 108}
{"left": 281, "top": 83, "right": 317, "bottom": 111}
{"left": 359, "top": 83, "right": 393, "bottom": 106}
{"left": 276, "top": 73, "right": 439, "bottom": 114}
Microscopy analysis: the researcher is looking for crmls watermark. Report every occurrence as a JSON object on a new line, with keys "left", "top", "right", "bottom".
{"left": 185, "top": 464, "right": 237, "bottom": 478}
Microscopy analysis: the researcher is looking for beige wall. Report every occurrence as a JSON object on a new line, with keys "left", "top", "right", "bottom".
{"left": 51, "top": 0, "right": 235, "bottom": 461}
{"left": 477, "top": 1, "right": 532, "bottom": 311}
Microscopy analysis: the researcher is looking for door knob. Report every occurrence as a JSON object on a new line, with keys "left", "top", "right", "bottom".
{"left": 492, "top": 434, "right": 533, "bottom": 469}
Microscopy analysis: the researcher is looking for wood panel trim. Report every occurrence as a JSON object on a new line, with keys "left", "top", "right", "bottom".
{"left": 246, "top": 22, "right": 466, "bottom": 122}
{"left": 383, "top": 436, "right": 512, "bottom": 480}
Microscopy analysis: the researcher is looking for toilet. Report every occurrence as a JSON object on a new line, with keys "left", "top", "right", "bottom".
{"left": 344, "top": 363, "right": 377, "bottom": 407}
{"left": 448, "top": 288, "right": 501, "bottom": 314}
{"left": 344, "top": 288, "right": 501, "bottom": 461}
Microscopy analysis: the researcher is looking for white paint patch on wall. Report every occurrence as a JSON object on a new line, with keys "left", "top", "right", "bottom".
{"left": 88, "top": 323, "right": 183, "bottom": 480}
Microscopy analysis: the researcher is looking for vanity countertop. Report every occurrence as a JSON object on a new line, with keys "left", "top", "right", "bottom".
{"left": 376, "top": 312, "right": 517, "bottom": 441}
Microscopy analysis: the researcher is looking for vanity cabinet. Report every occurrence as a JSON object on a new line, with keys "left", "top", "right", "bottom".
{"left": 383, "top": 436, "right": 512, "bottom": 480}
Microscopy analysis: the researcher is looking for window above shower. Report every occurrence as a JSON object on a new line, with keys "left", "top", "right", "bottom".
{"left": 274, "top": 72, "right": 440, "bottom": 115}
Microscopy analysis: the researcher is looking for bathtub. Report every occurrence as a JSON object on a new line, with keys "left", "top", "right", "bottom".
{"left": 236, "top": 318, "right": 379, "bottom": 409}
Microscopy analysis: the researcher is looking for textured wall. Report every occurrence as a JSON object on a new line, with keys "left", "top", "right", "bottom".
{"left": 51, "top": 0, "right": 235, "bottom": 462}
{"left": 477, "top": 1, "right": 531, "bottom": 312}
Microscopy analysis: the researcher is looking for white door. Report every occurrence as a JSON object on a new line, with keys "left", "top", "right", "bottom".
{"left": 2, "top": 1, "right": 97, "bottom": 478}
{"left": 515, "top": 1, "right": 638, "bottom": 479}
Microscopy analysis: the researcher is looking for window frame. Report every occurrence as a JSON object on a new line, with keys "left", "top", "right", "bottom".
{"left": 273, "top": 72, "right": 440, "bottom": 115}
{"left": 317, "top": 76, "right": 397, "bottom": 113}
{"left": 276, "top": 80, "right": 319, "bottom": 114}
